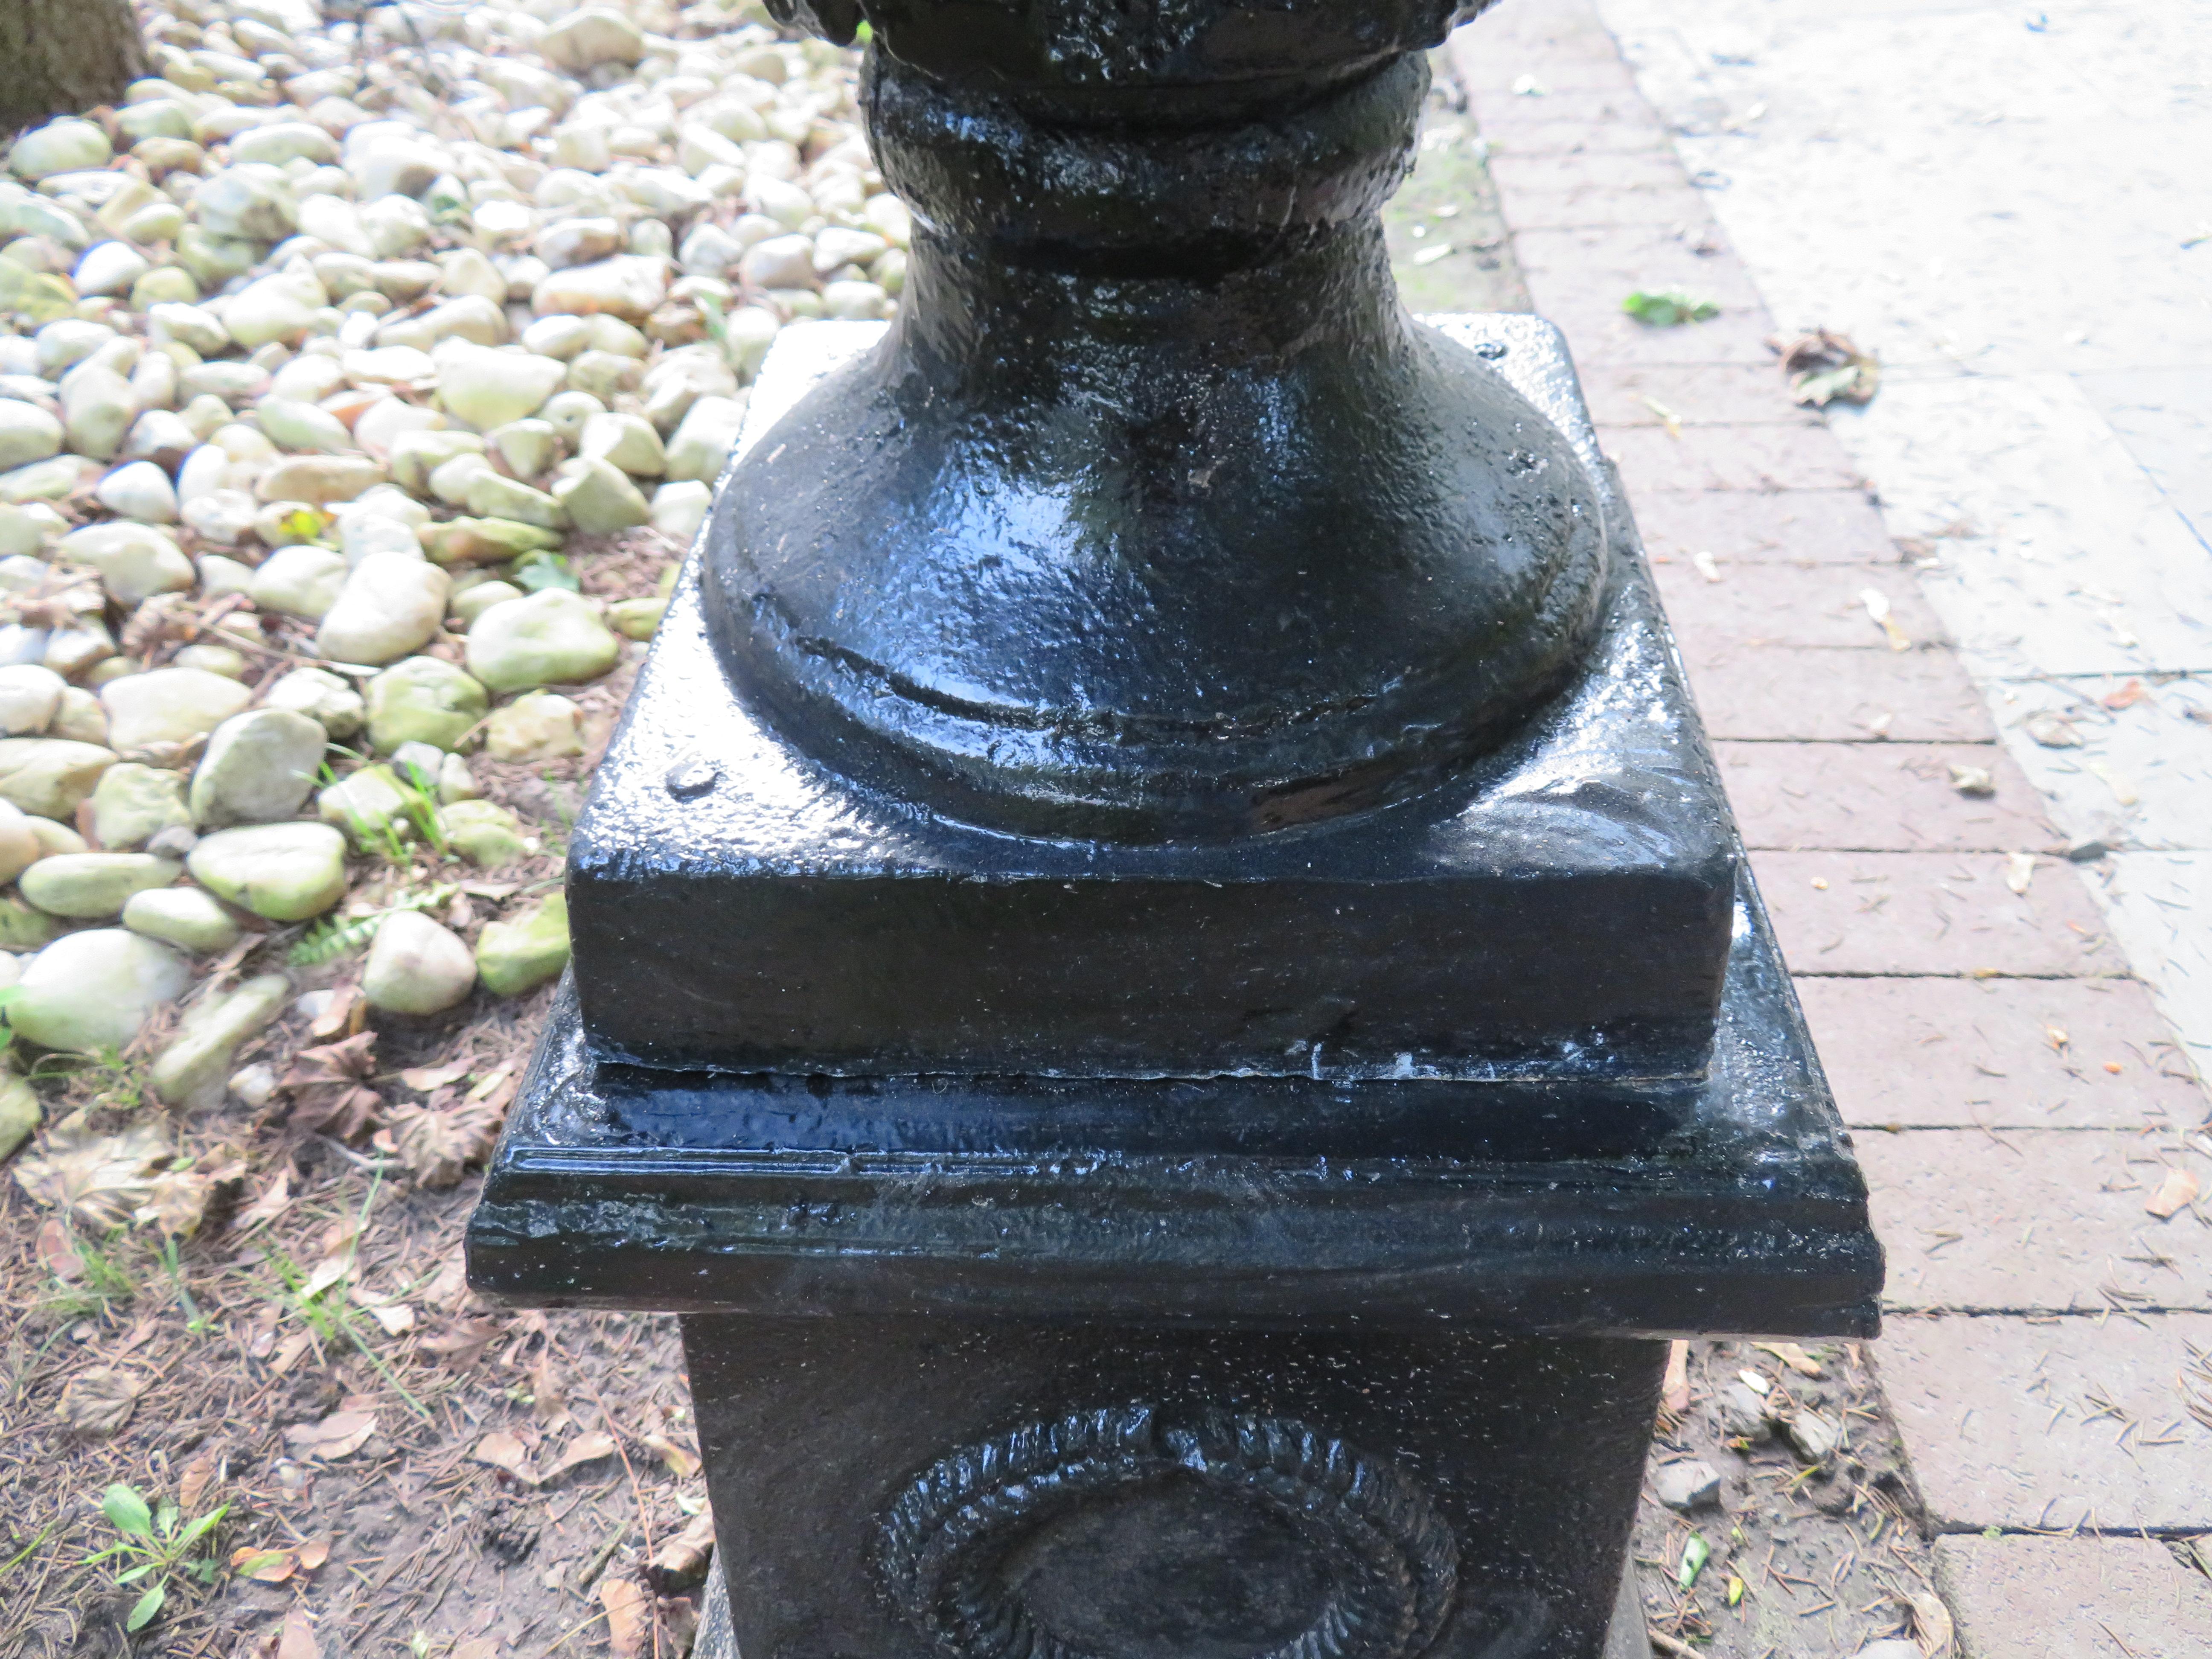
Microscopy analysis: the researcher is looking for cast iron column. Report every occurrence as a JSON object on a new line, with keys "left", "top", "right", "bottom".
{"left": 467, "top": 3, "right": 1883, "bottom": 1656}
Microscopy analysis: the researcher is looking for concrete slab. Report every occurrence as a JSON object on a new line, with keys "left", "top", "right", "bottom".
{"left": 1843, "top": 377, "right": 2212, "bottom": 681}
{"left": 1689, "top": 647, "right": 1994, "bottom": 742}
{"left": 2098, "top": 853, "right": 2212, "bottom": 1072}
{"left": 1987, "top": 675, "right": 2212, "bottom": 857}
{"left": 1796, "top": 975, "right": 2211, "bottom": 1131}
{"left": 1932, "top": 1535, "right": 2212, "bottom": 1659}
{"left": 1751, "top": 850, "right": 2126, "bottom": 978}
{"left": 1856, "top": 1129, "right": 2212, "bottom": 1313}
{"left": 1875, "top": 1310, "right": 2212, "bottom": 1531}
{"left": 2079, "top": 367, "right": 2212, "bottom": 557}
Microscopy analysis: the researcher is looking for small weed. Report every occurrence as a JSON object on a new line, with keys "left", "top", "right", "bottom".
{"left": 289, "top": 883, "right": 459, "bottom": 968}
{"left": 40, "top": 1227, "right": 141, "bottom": 1325}
{"left": 262, "top": 1176, "right": 433, "bottom": 1422}
{"left": 81, "top": 1483, "right": 229, "bottom": 1633}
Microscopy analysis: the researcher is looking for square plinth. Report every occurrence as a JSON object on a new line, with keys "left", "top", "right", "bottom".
{"left": 467, "top": 875, "right": 1881, "bottom": 1338}
{"left": 567, "top": 315, "right": 1739, "bottom": 1084}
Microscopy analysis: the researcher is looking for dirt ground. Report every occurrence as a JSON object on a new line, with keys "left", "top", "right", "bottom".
{"left": 0, "top": 527, "right": 709, "bottom": 1659}
{"left": 1630, "top": 1339, "right": 1941, "bottom": 1659}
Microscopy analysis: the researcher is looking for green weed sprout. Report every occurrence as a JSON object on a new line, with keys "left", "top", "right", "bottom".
{"left": 82, "top": 1483, "right": 229, "bottom": 1632}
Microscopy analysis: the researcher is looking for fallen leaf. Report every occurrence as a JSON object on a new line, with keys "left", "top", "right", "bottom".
{"left": 12, "top": 1119, "right": 172, "bottom": 1229}
{"left": 269, "top": 1330, "right": 316, "bottom": 1375}
{"left": 2085, "top": 759, "right": 2138, "bottom": 806}
{"left": 473, "top": 1429, "right": 540, "bottom": 1485}
{"left": 1947, "top": 764, "right": 1994, "bottom": 797}
{"left": 387, "top": 1096, "right": 502, "bottom": 1188}
{"left": 601, "top": 1578, "right": 652, "bottom": 1659}
{"left": 2146, "top": 1168, "right": 2200, "bottom": 1220}
{"left": 297, "top": 1537, "right": 331, "bottom": 1571}
{"left": 307, "top": 985, "right": 359, "bottom": 1042}
{"left": 546, "top": 1429, "right": 619, "bottom": 1479}
{"left": 278, "top": 1605, "right": 319, "bottom": 1659}
{"left": 421, "top": 1316, "right": 504, "bottom": 1367}
{"left": 350, "top": 1290, "right": 415, "bottom": 1335}
{"left": 1909, "top": 1588, "right": 1954, "bottom": 1655}
{"left": 232, "top": 1546, "right": 297, "bottom": 1583}
{"left": 178, "top": 1449, "right": 218, "bottom": 1514}
{"left": 2045, "top": 1025, "right": 2069, "bottom": 1051}
{"left": 1753, "top": 1341, "right": 1825, "bottom": 1377}
{"left": 1773, "top": 329, "right": 1880, "bottom": 406}
{"left": 1660, "top": 1340, "right": 1691, "bottom": 1415}
{"left": 646, "top": 1511, "right": 716, "bottom": 1592}
{"left": 2101, "top": 679, "right": 2149, "bottom": 711}
{"left": 398, "top": 1060, "right": 473, "bottom": 1093}
{"left": 35, "top": 1217, "right": 83, "bottom": 1280}
{"left": 58, "top": 1366, "right": 143, "bottom": 1435}
{"left": 1623, "top": 288, "right": 1719, "bottom": 327}
{"left": 643, "top": 1432, "right": 700, "bottom": 1479}
{"left": 1860, "top": 588, "right": 1910, "bottom": 651}
{"left": 135, "top": 1165, "right": 224, "bottom": 1238}
{"left": 284, "top": 1410, "right": 378, "bottom": 1461}
{"left": 282, "top": 1031, "right": 383, "bottom": 1140}
{"left": 230, "top": 1170, "right": 294, "bottom": 1232}
{"left": 1691, "top": 551, "right": 1720, "bottom": 583}
{"left": 2024, "top": 714, "right": 2081, "bottom": 748}
{"left": 2005, "top": 851, "right": 2037, "bottom": 896}
{"left": 300, "top": 1246, "right": 358, "bottom": 1301}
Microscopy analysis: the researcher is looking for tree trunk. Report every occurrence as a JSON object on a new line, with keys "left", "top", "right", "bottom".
{"left": 0, "top": 0, "right": 147, "bottom": 137}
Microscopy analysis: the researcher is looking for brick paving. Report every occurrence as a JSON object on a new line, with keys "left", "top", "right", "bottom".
{"left": 1447, "top": 0, "right": 2212, "bottom": 1648}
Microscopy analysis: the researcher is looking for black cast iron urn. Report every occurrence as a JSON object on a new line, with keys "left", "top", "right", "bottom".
{"left": 466, "top": 3, "right": 1883, "bottom": 1656}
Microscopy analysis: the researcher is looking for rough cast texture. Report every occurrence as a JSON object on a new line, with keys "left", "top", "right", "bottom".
{"left": 0, "top": 0, "right": 146, "bottom": 131}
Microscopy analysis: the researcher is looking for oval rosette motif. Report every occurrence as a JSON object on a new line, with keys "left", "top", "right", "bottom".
{"left": 876, "top": 1405, "right": 1460, "bottom": 1659}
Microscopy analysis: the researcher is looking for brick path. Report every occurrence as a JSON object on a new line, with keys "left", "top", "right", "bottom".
{"left": 1444, "top": 3, "right": 2212, "bottom": 1653}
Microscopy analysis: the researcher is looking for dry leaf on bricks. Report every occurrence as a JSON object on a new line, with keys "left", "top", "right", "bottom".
{"left": 601, "top": 1578, "right": 653, "bottom": 1659}
{"left": 2147, "top": 1168, "right": 2200, "bottom": 1219}
{"left": 58, "top": 1365, "right": 143, "bottom": 1435}
{"left": 13, "top": 1119, "right": 171, "bottom": 1228}
{"left": 282, "top": 1032, "right": 384, "bottom": 1139}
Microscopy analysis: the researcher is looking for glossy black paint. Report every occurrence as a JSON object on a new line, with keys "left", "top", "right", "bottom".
{"left": 466, "top": 3, "right": 1882, "bottom": 1650}
{"left": 572, "top": 319, "right": 1735, "bottom": 1085}
{"left": 683, "top": 1317, "right": 1663, "bottom": 1659}
{"left": 468, "top": 880, "right": 1879, "bottom": 1337}
{"left": 704, "top": 29, "right": 1609, "bottom": 841}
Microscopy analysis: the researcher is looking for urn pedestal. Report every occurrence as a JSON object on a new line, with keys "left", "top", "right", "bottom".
{"left": 466, "top": 4, "right": 1881, "bottom": 1654}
